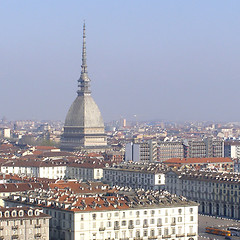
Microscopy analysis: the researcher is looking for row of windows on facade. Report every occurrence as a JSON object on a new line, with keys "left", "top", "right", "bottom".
{"left": 90, "top": 208, "right": 194, "bottom": 220}
{"left": 105, "top": 171, "right": 155, "bottom": 178}
{"left": 0, "top": 218, "right": 45, "bottom": 227}
{"left": 82, "top": 226, "right": 195, "bottom": 240}
{"left": 179, "top": 180, "right": 240, "bottom": 189}
{"left": 83, "top": 216, "right": 194, "bottom": 228}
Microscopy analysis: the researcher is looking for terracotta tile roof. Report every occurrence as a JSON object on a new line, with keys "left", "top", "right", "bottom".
{"left": 35, "top": 146, "right": 58, "bottom": 150}
{"left": 164, "top": 157, "right": 233, "bottom": 164}
{"left": 0, "top": 182, "right": 49, "bottom": 193}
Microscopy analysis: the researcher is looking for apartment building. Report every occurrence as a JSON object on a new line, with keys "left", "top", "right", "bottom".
{"left": 125, "top": 140, "right": 157, "bottom": 162}
{"left": 183, "top": 137, "right": 224, "bottom": 158}
{"left": 0, "top": 158, "right": 105, "bottom": 180}
{"left": 103, "top": 163, "right": 167, "bottom": 190}
{"left": 157, "top": 141, "right": 184, "bottom": 162}
{"left": 164, "top": 157, "right": 233, "bottom": 172}
{"left": 165, "top": 169, "right": 240, "bottom": 219}
{"left": 224, "top": 140, "right": 240, "bottom": 159}
{"left": 4, "top": 187, "right": 198, "bottom": 240}
{"left": 0, "top": 206, "right": 50, "bottom": 240}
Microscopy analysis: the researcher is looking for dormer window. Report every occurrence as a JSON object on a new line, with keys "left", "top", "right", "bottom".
{"left": 19, "top": 210, "right": 24, "bottom": 217}
{"left": 35, "top": 210, "right": 40, "bottom": 216}
{"left": 11, "top": 211, "right": 17, "bottom": 217}
{"left": 4, "top": 211, "right": 9, "bottom": 218}
{"left": 28, "top": 210, "right": 33, "bottom": 216}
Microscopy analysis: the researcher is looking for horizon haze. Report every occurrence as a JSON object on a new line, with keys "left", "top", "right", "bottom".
{"left": 1, "top": 1, "right": 240, "bottom": 122}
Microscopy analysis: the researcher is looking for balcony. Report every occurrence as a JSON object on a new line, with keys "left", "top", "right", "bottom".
{"left": 11, "top": 235, "right": 19, "bottom": 240}
{"left": 12, "top": 226, "right": 18, "bottom": 230}
{"left": 0, "top": 227, "right": 3, "bottom": 230}
{"left": 99, "top": 227, "right": 106, "bottom": 231}
{"left": 171, "top": 222, "right": 176, "bottom": 226}
{"left": 162, "top": 235, "right": 171, "bottom": 239}
{"left": 176, "top": 234, "right": 185, "bottom": 237}
{"left": 148, "top": 237, "right": 157, "bottom": 239}
{"left": 133, "top": 238, "right": 143, "bottom": 240}
{"left": 143, "top": 224, "right": 149, "bottom": 228}
{"left": 114, "top": 226, "right": 120, "bottom": 230}
{"left": 187, "top": 233, "right": 196, "bottom": 237}
{"left": 128, "top": 225, "right": 134, "bottom": 229}
{"left": 157, "top": 224, "right": 162, "bottom": 227}
{"left": 35, "top": 224, "right": 41, "bottom": 228}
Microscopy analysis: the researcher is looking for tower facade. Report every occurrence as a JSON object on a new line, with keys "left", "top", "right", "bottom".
{"left": 61, "top": 24, "right": 107, "bottom": 151}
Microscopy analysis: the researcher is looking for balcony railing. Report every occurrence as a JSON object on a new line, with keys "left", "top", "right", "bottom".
{"left": 11, "top": 235, "right": 19, "bottom": 240}
{"left": 187, "top": 233, "right": 196, "bottom": 237}
{"left": 128, "top": 225, "right": 134, "bottom": 229}
{"left": 148, "top": 237, "right": 157, "bottom": 239}
{"left": 34, "top": 233, "right": 41, "bottom": 238}
{"left": 114, "top": 226, "right": 120, "bottom": 230}
{"left": 162, "top": 235, "right": 171, "bottom": 239}
{"left": 35, "top": 224, "right": 41, "bottom": 228}
{"left": 99, "top": 227, "right": 106, "bottom": 231}
{"left": 12, "top": 226, "right": 18, "bottom": 230}
{"left": 143, "top": 224, "right": 149, "bottom": 228}
{"left": 176, "top": 234, "right": 185, "bottom": 237}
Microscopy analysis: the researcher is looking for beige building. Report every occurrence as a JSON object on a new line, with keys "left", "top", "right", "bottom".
{"left": 157, "top": 141, "right": 184, "bottom": 162}
{"left": 0, "top": 206, "right": 50, "bottom": 240}
{"left": 4, "top": 187, "right": 198, "bottom": 240}
{"left": 103, "top": 163, "right": 167, "bottom": 190}
{"left": 165, "top": 169, "right": 240, "bottom": 219}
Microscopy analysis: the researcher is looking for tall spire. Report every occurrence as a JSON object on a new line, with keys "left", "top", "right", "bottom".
{"left": 78, "top": 22, "right": 91, "bottom": 96}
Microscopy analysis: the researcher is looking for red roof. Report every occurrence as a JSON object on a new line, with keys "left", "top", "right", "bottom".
{"left": 165, "top": 157, "right": 233, "bottom": 164}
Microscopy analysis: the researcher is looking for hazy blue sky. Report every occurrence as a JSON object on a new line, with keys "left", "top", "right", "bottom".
{"left": 1, "top": 1, "right": 240, "bottom": 122}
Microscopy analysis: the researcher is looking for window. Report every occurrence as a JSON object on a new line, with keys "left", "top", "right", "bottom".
{"left": 144, "top": 210, "right": 147, "bottom": 215}
{"left": 190, "top": 216, "right": 194, "bottom": 221}
{"left": 150, "top": 218, "right": 154, "bottom": 224}
{"left": 189, "top": 208, "right": 193, "bottom": 214}
{"left": 164, "top": 228, "right": 169, "bottom": 236}
{"left": 92, "top": 214, "right": 96, "bottom": 220}
{"left": 178, "top": 217, "right": 182, "bottom": 222}
{"left": 136, "top": 219, "right": 140, "bottom": 225}
{"left": 122, "top": 220, "right": 126, "bottom": 226}
{"left": 157, "top": 218, "right": 162, "bottom": 226}
{"left": 144, "top": 230, "right": 148, "bottom": 237}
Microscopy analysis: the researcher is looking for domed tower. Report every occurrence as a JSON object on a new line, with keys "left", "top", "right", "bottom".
{"left": 61, "top": 24, "right": 107, "bottom": 151}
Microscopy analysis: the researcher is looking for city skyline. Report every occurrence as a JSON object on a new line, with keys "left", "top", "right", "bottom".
{"left": 1, "top": 1, "right": 240, "bottom": 122}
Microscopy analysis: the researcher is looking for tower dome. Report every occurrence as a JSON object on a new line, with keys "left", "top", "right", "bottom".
{"left": 61, "top": 24, "right": 107, "bottom": 151}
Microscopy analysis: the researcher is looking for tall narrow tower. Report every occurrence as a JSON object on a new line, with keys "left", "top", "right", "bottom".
{"left": 61, "top": 24, "right": 107, "bottom": 151}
